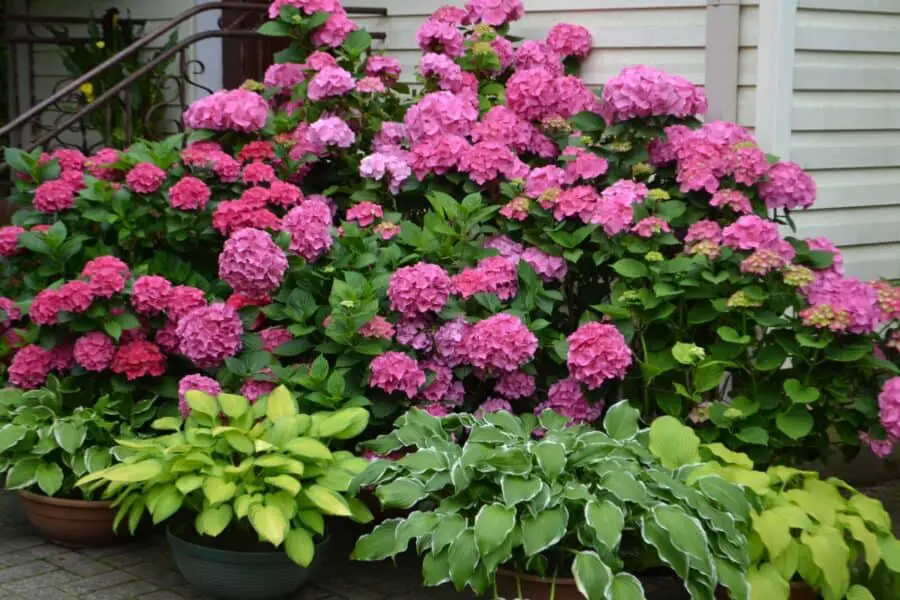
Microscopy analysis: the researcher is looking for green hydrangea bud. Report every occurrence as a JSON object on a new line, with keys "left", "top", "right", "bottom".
{"left": 644, "top": 251, "right": 664, "bottom": 263}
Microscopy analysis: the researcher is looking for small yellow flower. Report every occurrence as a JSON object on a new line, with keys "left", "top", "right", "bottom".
{"left": 79, "top": 83, "right": 95, "bottom": 103}
{"left": 241, "top": 79, "right": 264, "bottom": 91}
{"left": 472, "top": 41, "right": 494, "bottom": 56}
{"left": 95, "top": 40, "right": 106, "bottom": 49}
{"left": 647, "top": 189, "right": 670, "bottom": 201}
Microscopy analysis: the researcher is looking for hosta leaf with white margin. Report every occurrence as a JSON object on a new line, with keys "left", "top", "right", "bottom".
{"left": 352, "top": 519, "right": 401, "bottom": 561}
{"left": 35, "top": 462, "right": 64, "bottom": 496}
{"left": 0, "top": 424, "right": 27, "bottom": 452}
{"left": 585, "top": 499, "right": 625, "bottom": 551}
{"left": 652, "top": 504, "right": 716, "bottom": 581}
{"left": 375, "top": 477, "right": 428, "bottom": 509}
{"left": 716, "top": 558, "right": 750, "bottom": 600}
{"left": 448, "top": 529, "right": 478, "bottom": 591}
{"left": 431, "top": 514, "right": 467, "bottom": 554}
{"left": 609, "top": 572, "right": 645, "bottom": 600}
{"left": 53, "top": 421, "right": 86, "bottom": 454}
{"left": 641, "top": 516, "right": 690, "bottom": 580}
{"left": 533, "top": 441, "right": 566, "bottom": 481}
{"left": 473, "top": 504, "right": 515, "bottom": 555}
{"left": 396, "top": 448, "right": 446, "bottom": 473}
{"left": 522, "top": 505, "right": 568, "bottom": 556}
{"left": 603, "top": 400, "right": 640, "bottom": 439}
{"left": 500, "top": 475, "right": 543, "bottom": 505}
{"left": 573, "top": 551, "right": 613, "bottom": 599}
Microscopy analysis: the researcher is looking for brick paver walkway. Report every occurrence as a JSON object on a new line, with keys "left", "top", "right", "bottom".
{"left": 0, "top": 492, "right": 468, "bottom": 600}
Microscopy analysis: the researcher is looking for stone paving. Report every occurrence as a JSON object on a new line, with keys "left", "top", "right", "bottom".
{"left": 0, "top": 492, "right": 468, "bottom": 600}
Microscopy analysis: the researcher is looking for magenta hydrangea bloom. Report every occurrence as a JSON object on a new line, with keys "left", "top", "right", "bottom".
{"left": 346, "top": 202, "right": 384, "bottom": 227}
{"left": 86, "top": 147, "right": 120, "bottom": 179}
{"left": 263, "top": 62, "right": 305, "bottom": 92}
{"left": 434, "top": 318, "right": 471, "bottom": 366}
{"left": 0, "top": 297, "right": 22, "bottom": 327}
{"left": 29, "top": 289, "right": 63, "bottom": 326}
{"left": 73, "top": 332, "right": 115, "bottom": 372}
{"left": 555, "top": 185, "right": 601, "bottom": 222}
{"left": 514, "top": 40, "right": 563, "bottom": 75}
{"left": 218, "top": 228, "right": 288, "bottom": 298}
{"left": 258, "top": 327, "right": 292, "bottom": 353}
{"left": 131, "top": 275, "right": 173, "bottom": 315}
{"left": 51, "top": 148, "right": 86, "bottom": 171}
{"left": 365, "top": 55, "right": 402, "bottom": 82}
{"left": 126, "top": 162, "right": 167, "bottom": 193}
{"left": 521, "top": 247, "right": 567, "bottom": 282}
{"left": 536, "top": 378, "right": 603, "bottom": 425}
{"left": 396, "top": 315, "right": 433, "bottom": 352}
{"left": 419, "top": 53, "right": 464, "bottom": 91}
{"left": 166, "top": 285, "right": 207, "bottom": 323}
{"left": 404, "top": 91, "right": 478, "bottom": 145}
{"left": 859, "top": 431, "right": 895, "bottom": 459}
{"left": 484, "top": 235, "right": 524, "bottom": 259}
{"left": 632, "top": 217, "right": 672, "bottom": 238}
{"left": 242, "top": 161, "right": 276, "bottom": 186}
{"left": 359, "top": 316, "right": 395, "bottom": 340}
{"left": 388, "top": 262, "right": 453, "bottom": 315}
{"left": 802, "top": 277, "right": 884, "bottom": 335}
{"left": 476, "top": 398, "right": 514, "bottom": 419}
{"left": 176, "top": 303, "right": 243, "bottom": 368}
{"left": 168, "top": 176, "right": 211, "bottom": 211}
{"left": 183, "top": 88, "right": 268, "bottom": 132}
{"left": 465, "top": 313, "right": 537, "bottom": 372}
{"left": 81, "top": 256, "right": 130, "bottom": 298}
{"left": 546, "top": 23, "right": 592, "bottom": 59}
{"left": 307, "top": 66, "right": 355, "bottom": 101}
{"left": 563, "top": 147, "right": 609, "bottom": 184}
{"left": 506, "top": 68, "right": 562, "bottom": 122}
{"left": 111, "top": 340, "right": 166, "bottom": 381}
{"left": 600, "top": 65, "right": 708, "bottom": 124}
{"left": 525, "top": 166, "right": 567, "bottom": 199}
{"left": 408, "top": 135, "right": 469, "bottom": 180}
{"left": 49, "top": 344, "right": 74, "bottom": 374}
{"left": 369, "top": 351, "right": 426, "bottom": 398}
{"left": 459, "top": 141, "right": 528, "bottom": 185}
{"left": 0, "top": 226, "right": 24, "bottom": 257}
{"left": 453, "top": 256, "right": 518, "bottom": 301}
{"left": 710, "top": 189, "right": 752, "bottom": 214}
{"left": 420, "top": 359, "right": 456, "bottom": 403}
{"left": 268, "top": 180, "right": 304, "bottom": 208}
{"left": 33, "top": 180, "right": 75, "bottom": 213}
{"left": 464, "top": 0, "right": 524, "bottom": 26}
{"left": 281, "top": 199, "right": 334, "bottom": 262}
{"left": 496, "top": 371, "right": 536, "bottom": 399}
{"left": 471, "top": 106, "right": 535, "bottom": 153}
{"left": 759, "top": 161, "right": 816, "bottom": 211}
{"left": 177, "top": 374, "right": 221, "bottom": 418}
{"left": 416, "top": 18, "right": 464, "bottom": 57}
{"left": 242, "top": 376, "right": 277, "bottom": 404}
{"left": 721, "top": 215, "right": 782, "bottom": 251}
{"left": 567, "top": 322, "right": 633, "bottom": 389}
{"left": 308, "top": 116, "right": 356, "bottom": 149}
{"left": 879, "top": 377, "right": 900, "bottom": 440}
{"left": 8, "top": 344, "right": 53, "bottom": 389}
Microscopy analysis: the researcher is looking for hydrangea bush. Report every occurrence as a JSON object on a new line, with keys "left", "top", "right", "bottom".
{"left": 2, "top": 0, "right": 899, "bottom": 470}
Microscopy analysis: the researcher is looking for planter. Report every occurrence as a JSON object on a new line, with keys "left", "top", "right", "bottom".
{"left": 494, "top": 569, "right": 581, "bottom": 600}
{"left": 18, "top": 490, "right": 124, "bottom": 548}
{"left": 166, "top": 525, "right": 331, "bottom": 600}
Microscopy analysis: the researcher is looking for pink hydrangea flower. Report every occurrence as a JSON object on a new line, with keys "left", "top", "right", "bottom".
{"left": 416, "top": 18, "right": 464, "bottom": 57}
{"left": 359, "top": 316, "right": 395, "bottom": 340}
{"left": 632, "top": 217, "right": 672, "bottom": 238}
{"left": 128, "top": 276, "right": 172, "bottom": 316}
{"left": 238, "top": 141, "right": 275, "bottom": 163}
{"left": 359, "top": 153, "right": 411, "bottom": 193}
{"left": 563, "top": 147, "right": 609, "bottom": 184}
{"left": 178, "top": 374, "right": 222, "bottom": 418}
{"left": 58, "top": 281, "right": 91, "bottom": 313}
{"left": 806, "top": 237, "right": 844, "bottom": 277}
{"left": 369, "top": 352, "right": 426, "bottom": 398}
{"left": 760, "top": 161, "right": 816, "bottom": 211}
{"left": 500, "top": 197, "right": 530, "bottom": 221}
{"left": 600, "top": 65, "right": 708, "bottom": 123}
{"left": 554, "top": 185, "right": 601, "bottom": 222}
{"left": 60, "top": 169, "right": 85, "bottom": 191}
{"left": 33, "top": 180, "right": 75, "bottom": 213}
{"left": 506, "top": 67, "right": 562, "bottom": 122}
{"left": 0, "top": 226, "right": 23, "bottom": 257}
{"left": 476, "top": 398, "right": 513, "bottom": 419}
{"left": 0, "top": 297, "right": 22, "bottom": 327}
{"left": 740, "top": 244, "right": 795, "bottom": 276}
{"left": 514, "top": 41, "right": 563, "bottom": 75}
{"left": 859, "top": 431, "right": 896, "bottom": 459}
{"left": 346, "top": 202, "right": 384, "bottom": 227}
{"left": 81, "top": 256, "right": 130, "bottom": 298}
{"left": 710, "top": 188, "right": 752, "bottom": 214}
{"left": 496, "top": 371, "right": 536, "bottom": 399}
{"left": 154, "top": 320, "right": 180, "bottom": 354}
{"left": 166, "top": 286, "right": 208, "bottom": 323}
{"left": 256, "top": 327, "right": 291, "bottom": 353}
{"left": 587, "top": 180, "right": 649, "bottom": 234}
{"left": 126, "top": 162, "right": 167, "bottom": 193}
{"left": 453, "top": 256, "right": 518, "bottom": 301}
{"left": 268, "top": 180, "right": 303, "bottom": 208}
{"left": 168, "top": 176, "right": 211, "bottom": 211}
{"left": 567, "top": 322, "right": 633, "bottom": 389}
{"left": 419, "top": 53, "right": 464, "bottom": 91}
{"left": 264, "top": 62, "right": 305, "bottom": 92}
{"left": 242, "top": 161, "right": 276, "bottom": 186}
{"left": 73, "top": 332, "right": 115, "bottom": 372}
{"left": 879, "top": 377, "right": 900, "bottom": 440}
{"left": 525, "top": 166, "right": 567, "bottom": 199}
{"left": 49, "top": 344, "right": 74, "bottom": 374}
{"left": 404, "top": 91, "right": 478, "bottom": 145}
{"left": 307, "top": 66, "right": 355, "bottom": 101}
{"left": 484, "top": 235, "right": 524, "bottom": 259}
{"left": 183, "top": 89, "right": 269, "bottom": 132}
{"left": 242, "top": 376, "right": 277, "bottom": 404}
{"left": 29, "top": 289, "right": 63, "bottom": 326}
{"left": 312, "top": 8, "right": 357, "bottom": 48}
{"left": 396, "top": 315, "right": 433, "bottom": 352}
{"left": 213, "top": 200, "right": 281, "bottom": 236}
{"left": 521, "top": 247, "right": 567, "bottom": 282}
{"left": 419, "top": 359, "right": 455, "bottom": 403}
{"left": 50, "top": 148, "right": 86, "bottom": 171}
{"left": 356, "top": 76, "right": 386, "bottom": 93}
{"left": 365, "top": 55, "right": 402, "bottom": 82}
{"left": 471, "top": 106, "right": 534, "bottom": 153}
{"left": 435, "top": 318, "right": 470, "bottom": 366}
{"left": 218, "top": 228, "right": 288, "bottom": 298}
{"left": 686, "top": 220, "right": 723, "bottom": 244}
{"left": 212, "top": 152, "right": 242, "bottom": 183}
{"left": 408, "top": 135, "right": 469, "bottom": 180}
{"left": 464, "top": 0, "right": 524, "bottom": 26}
{"left": 111, "top": 340, "right": 166, "bottom": 381}
{"left": 459, "top": 141, "right": 528, "bottom": 185}
{"left": 388, "top": 262, "right": 452, "bottom": 315}
{"left": 721, "top": 215, "right": 782, "bottom": 251}
{"left": 281, "top": 199, "right": 334, "bottom": 262}
{"left": 86, "top": 148, "right": 120, "bottom": 180}
{"left": 176, "top": 303, "right": 243, "bottom": 368}
{"left": 546, "top": 23, "right": 592, "bottom": 59}
{"left": 465, "top": 313, "right": 537, "bottom": 372}
{"left": 535, "top": 378, "right": 603, "bottom": 425}
{"left": 308, "top": 116, "right": 356, "bottom": 148}
{"left": 8, "top": 344, "right": 53, "bottom": 389}
{"left": 802, "top": 277, "right": 883, "bottom": 334}
{"left": 374, "top": 221, "right": 401, "bottom": 240}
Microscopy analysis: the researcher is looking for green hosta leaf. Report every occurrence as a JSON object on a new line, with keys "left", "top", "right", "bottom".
{"left": 327, "top": 407, "right": 370, "bottom": 440}
{"left": 449, "top": 529, "right": 478, "bottom": 591}
{"left": 500, "top": 475, "right": 543, "bottom": 506}
{"left": 284, "top": 437, "right": 332, "bottom": 461}
{"left": 35, "top": 462, "right": 63, "bottom": 496}
{"left": 603, "top": 400, "right": 639, "bottom": 440}
{"left": 801, "top": 527, "right": 850, "bottom": 598}
{"left": 304, "top": 485, "right": 351, "bottom": 517}
{"left": 603, "top": 471, "right": 649, "bottom": 504}
{"left": 285, "top": 528, "right": 315, "bottom": 567}
{"left": 776, "top": 407, "right": 814, "bottom": 440}
{"left": 522, "top": 505, "right": 568, "bottom": 556}
{"left": 696, "top": 476, "right": 752, "bottom": 523}
{"left": 649, "top": 416, "right": 700, "bottom": 468}
{"left": 701, "top": 443, "right": 754, "bottom": 469}
{"left": 250, "top": 505, "right": 288, "bottom": 547}
{"left": 151, "top": 417, "right": 182, "bottom": 432}
{"left": 422, "top": 550, "right": 451, "bottom": 586}
{"left": 53, "top": 421, "right": 86, "bottom": 454}
{"left": 486, "top": 447, "right": 532, "bottom": 475}
{"left": 352, "top": 519, "right": 400, "bottom": 561}
{"left": 534, "top": 441, "right": 566, "bottom": 480}
{"left": 265, "top": 475, "right": 301, "bottom": 496}
{"left": 297, "top": 509, "right": 326, "bottom": 534}
{"left": 431, "top": 513, "right": 467, "bottom": 554}
{"left": 878, "top": 536, "right": 900, "bottom": 572}
{"left": 95, "top": 459, "right": 163, "bottom": 483}
{"left": 185, "top": 390, "right": 218, "bottom": 416}
{"left": 203, "top": 477, "right": 237, "bottom": 505}
{"left": 846, "top": 586, "right": 876, "bottom": 600}
{"left": 573, "top": 551, "right": 613, "bottom": 599}
{"left": 474, "top": 504, "right": 515, "bottom": 555}
{"left": 266, "top": 385, "right": 297, "bottom": 420}
{"left": 783, "top": 379, "right": 820, "bottom": 404}
{"left": 585, "top": 499, "right": 624, "bottom": 551}
{"left": 849, "top": 494, "right": 892, "bottom": 531}
{"left": 640, "top": 516, "right": 689, "bottom": 579}
{"left": 716, "top": 558, "right": 750, "bottom": 600}
{"left": 0, "top": 424, "right": 27, "bottom": 452}
{"left": 375, "top": 478, "right": 428, "bottom": 510}
{"left": 748, "top": 565, "right": 789, "bottom": 600}
{"left": 609, "top": 572, "right": 645, "bottom": 600}
{"left": 397, "top": 449, "right": 446, "bottom": 473}
{"left": 652, "top": 505, "right": 714, "bottom": 580}
{"left": 612, "top": 258, "right": 648, "bottom": 279}
{"left": 218, "top": 393, "right": 250, "bottom": 419}
{"left": 753, "top": 509, "right": 792, "bottom": 559}
{"left": 196, "top": 504, "right": 233, "bottom": 537}
{"left": 224, "top": 432, "right": 254, "bottom": 454}
{"left": 395, "top": 511, "right": 439, "bottom": 553}
{"left": 175, "top": 475, "right": 204, "bottom": 495}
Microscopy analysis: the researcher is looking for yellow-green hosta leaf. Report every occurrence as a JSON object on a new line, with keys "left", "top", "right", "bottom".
{"left": 330, "top": 407, "right": 370, "bottom": 440}
{"left": 218, "top": 393, "right": 250, "bottom": 419}
{"left": 196, "top": 504, "right": 233, "bottom": 537}
{"left": 753, "top": 509, "right": 793, "bottom": 559}
{"left": 303, "top": 484, "right": 351, "bottom": 516}
{"left": 151, "top": 417, "right": 183, "bottom": 432}
{"left": 265, "top": 475, "right": 301, "bottom": 496}
{"left": 284, "top": 437, "right": 332, "bottom": 461}
{"left": 702, "top": 443, "right": 754, "bottom": 469}
{"left": 296, "top": 509, "right": 325, "bottom": 534}
{"left": 748, "top": 565, "right": 789, "bottom": 600}
{"left": 234, "top": 494, "right": 258, "bottom": 519}
{"left": 347, "top": 497, "right": 374, "bottom": 524}
{"left": 185, "top": 390, "right": 219, "bottom": 417}
{"left": 846, "top": 585, "right": 876, "bottom": 600}
{"left": 224, "top": 432, "right": 254, "bottom": 454}
{"left": 265, "top": 491, "right": 298, "bottom": 521}
{"left": 175, "top": 475, "right": 204, "bottom": 495}
{"left": 284, "top": 528, "right": 315, "bottom": 567}
{"left": 801, "top": 527, "right": 850, "bottom": 598}
{"left": 203, "top": 477, "right": 237, "bottom": 505}
{"left": 649, "top": 416, "right": 700, "bottom": 468}
{"left": 266, "top": 385, "right": 297, "bottom": 421}
{"left": 91, "top": 459, "right": 164, "bottom": 484}
{"left": 249, "top": 505, "right": 288, "bottom": 547}
{"left": 848, "top": 493, "right": 892, "bottom": 532}
{"left": 839, "top": 514, "right": 881, "bottom": 572}
{"left": 255, "top": 455, "right": 305, "bottom": 476}
{"left": 148, "top": 485, "right": 182, "bottom": 525}
{"left": 879, "top": 535, "right": 900, "bottom": 572}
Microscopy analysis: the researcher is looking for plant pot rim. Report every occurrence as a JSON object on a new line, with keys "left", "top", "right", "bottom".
{"left": 19, "top": 489, "right": 111, "bottom": 509}
{"left": 166, "top": 523, "right": 330, "bottom": 562}
{"left": 497, "top": 567, "right": 576, "bottom": 586}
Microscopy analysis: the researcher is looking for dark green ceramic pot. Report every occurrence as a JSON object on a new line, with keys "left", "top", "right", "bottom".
{"left": 166, "top": 525, "right": 330, "bottom": 600}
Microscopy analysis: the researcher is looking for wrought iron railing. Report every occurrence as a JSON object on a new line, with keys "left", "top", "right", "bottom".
{"left": 0, "top": 2, "right": 387, "bottom": 176}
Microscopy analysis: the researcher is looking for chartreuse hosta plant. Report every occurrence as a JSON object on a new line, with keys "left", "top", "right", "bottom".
{"left": 351, "top": 404, "right": 754, "bottom": 599}
{"left": 78, "top": 385, "right": 374, "bottom": 567}
{"left": 690, "top": 446, "right": 900, "bottom": 600}
{"left": 0, "top": 380, "right": 118, "bottom": 497}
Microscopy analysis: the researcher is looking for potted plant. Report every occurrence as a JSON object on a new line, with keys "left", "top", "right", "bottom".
{"left": 351, "top": 404, "right": 755, "bottom": 600}
{"left": 0, "top": 380, "right": 124, "bottom": 547}
{"left": 692, "top": 446, "right": 900, "bottom": 600}
{"left": 79, "top": 384, "right": 374, "bottom": 600}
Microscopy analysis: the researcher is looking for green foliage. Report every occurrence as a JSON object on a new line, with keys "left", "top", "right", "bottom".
{"left": 0, "top": 382, "right": 119, "bottom": 497}
{"left": 351, "top": 405, "right": 753, "bottom": 598}
{"left": 78, "top": 385, "right": 372, "bottom": 566}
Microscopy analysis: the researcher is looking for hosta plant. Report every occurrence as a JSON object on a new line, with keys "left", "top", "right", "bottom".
{"left": 691, "top": 445, "right": 900, "bottom": 600}
{"left": 351, "top": 404, "right": 754, "bottom": 599}
{"left": 0, "top": 380, "right": 119, "bottom": 497}
{"left": 78, "top": 385, "right": 374, "bottom": 567}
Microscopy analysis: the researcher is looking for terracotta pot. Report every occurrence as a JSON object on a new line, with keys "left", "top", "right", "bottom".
{"left": 494, "top": 568, "right": 581, "bottom": 600}
{"left": 18, "top": 490, "right": 125, "bottom": 548}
